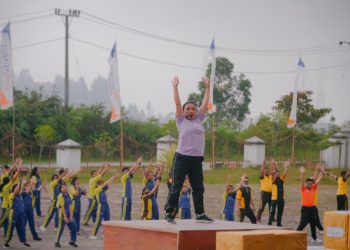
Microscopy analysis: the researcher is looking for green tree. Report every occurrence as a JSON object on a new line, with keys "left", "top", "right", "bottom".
{"left": 188, "top": 57, "right": 252, "bottom": 127}
{"left": 34, "top": 124, "right": 56, "bottom": 161}
{"left": 273, "top": 90, "right": 331, "bottom": 128}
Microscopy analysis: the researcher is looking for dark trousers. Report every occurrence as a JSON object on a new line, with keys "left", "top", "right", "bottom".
{"left": 256, "top": 191, "right": 272, "bottom": 221}
{"left": 165, "top": 153, "right": 204, "bottom": 216}
{"left": 313, "top": 206, "right": 323, "bottom": 231}
{"left": 297, "top": 206, "right": 317, "bottom": 240}
{"left": 56, "top": 217, "right": 77, "bottom": 243}
{"left": 239, "top": 208, "right": 256, "bottom": 224}
{"left": 23, "top": 206, "right": 40, "bottom": 240}
{"left": 32, "top": 190, "right": 42, "bottom": 216}
{"left": 6, "top": 210, "right": 27, "bottom": 243}
{"left": 73, "top": 201, "right": 81, "bottom": 232}
{"left": 269, "top": 199, "right": 284, "bottom": 226}
{"left": 337, "top": 195, "right": 348, "bottom": 211}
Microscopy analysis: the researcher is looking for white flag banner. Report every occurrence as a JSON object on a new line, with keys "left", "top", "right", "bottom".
{"left": 287, "top": 58, "right": 305, "bottom": 128}
{"left": 0, "top": 22, "right": 13, "bottom": 110}
{"left": 107, "top": 43, "right": 122, "bottom": 123}
{"left": 207, "top": 38, "right": 216, "bottom": 114}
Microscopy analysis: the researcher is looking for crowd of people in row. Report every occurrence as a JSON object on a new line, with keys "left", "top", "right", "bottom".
{"left": 220, "top": 160, "right": 350, "bottom": 243}
{"left": 0, "top": 157, "right": 349, "bottom": 247}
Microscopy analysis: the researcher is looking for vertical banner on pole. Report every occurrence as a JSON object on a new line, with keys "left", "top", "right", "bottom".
{"left": 107, "top": 43, "right": 122, "bottom": 123}
{"left": 207, "top": 38, "right": 216, "bottom": 114}
{"left": 0, "top": 22, "right": 13, "bottom": 110}
{"left": 287, "top": 58, "right": 305, "bottom": 128}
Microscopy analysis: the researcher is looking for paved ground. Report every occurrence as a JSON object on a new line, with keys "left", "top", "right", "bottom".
{"left": 0, "top": 182, "right": 337, "bottom": 249}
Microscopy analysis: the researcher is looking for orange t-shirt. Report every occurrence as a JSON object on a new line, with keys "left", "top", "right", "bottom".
{"left": 301, "top": 184, "right": 318, "bottom": 207}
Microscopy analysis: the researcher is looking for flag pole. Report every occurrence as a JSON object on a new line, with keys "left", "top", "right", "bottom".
{"left": 211, "top": 115, "right": 215, "bottom": 168}
{"left": 291, "top": 127, "right": 296, "bottom": 167}
{"left": 119, "top": 118, "right": 124, "bottom": 171}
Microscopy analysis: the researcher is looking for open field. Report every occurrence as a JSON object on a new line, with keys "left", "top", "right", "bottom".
{"left": 0, "top": 178, "right": 337, "bottom": 249}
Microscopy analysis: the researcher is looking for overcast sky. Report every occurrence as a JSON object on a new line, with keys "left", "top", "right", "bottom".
{"left": 1, "top": 0, "right": 349, "bottom": 125}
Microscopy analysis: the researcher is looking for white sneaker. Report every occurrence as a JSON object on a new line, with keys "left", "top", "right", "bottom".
{"left": 40, "top": 226, "right": 46, "bottom": 232}
{"left": 310, "top": 238, "right": 323, "bottom": 243}
{"left": 89, "top": 235, "right": 97, "bottom": 240}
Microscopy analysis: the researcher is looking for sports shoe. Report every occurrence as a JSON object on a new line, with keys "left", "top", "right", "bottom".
{"left": 23, "top": 242, "right": 31, "bottom": 247}
{"left": 34, "top": 237, "right": 42, "bottom": 241}
{"left": 55, "top": 242, "right": 61, "bottom": 248}
{"left": 164, "top": 213, "right": 176, "bottom": 224}
{"left": 3, "top": 242, "right": 10, "bottom": 248}
{"left": 195, "top": 213, "right": 214, "bottom": 223}
{"left": 40, "top": 225, "right": 46, "bottom": 232}
{"left": 89, "top": 235, "right": 97, "bottom": 240}
{"left": 69, "top": 241, "right": 78, "bottom": 247}
{"left": 310, "top": 238, "right": 323, "bottom": 243}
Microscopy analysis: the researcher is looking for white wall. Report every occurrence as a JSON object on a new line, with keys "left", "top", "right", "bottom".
{"left": 56, "top": 148, "right": 81, "bottom": 171}
{"left": 243, "top": 144, "right": 265, "bottom": 167}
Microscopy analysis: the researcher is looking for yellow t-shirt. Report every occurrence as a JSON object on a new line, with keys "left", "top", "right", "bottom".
{"left": 271, "top": 176, "right": 286, "bottom": 201}
{"left": 8, "top": 193, "right": 15, "bottom": 209}
{"left": 88, "top": 175, "right": 102, "bottom": 199}
{"left": 94, "top": 186, "right": 103, "bottom": 203}
{"left": 337, "top": 177, "right": 348, "bottom": 195}
{"left": 0, "top": 172, "right": 9, "bottom": 197}
{"left": 2, "top": 180, "right": 14, "bottom": 208}
{"left": 236, "top": 189, "right": 251, "bottom": 209}
{"left": 260, "top": 175, "right": 273, "bottom": 192}
{"left": 49, "top": 179, "right": 59, "bottom": 200}
{"left": 70, "top": 185, "right": 78, "bottom": 197}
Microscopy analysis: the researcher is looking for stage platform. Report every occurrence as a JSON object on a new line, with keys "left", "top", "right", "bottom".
{"left": 103, "top": 219, "right": 280, "bottom": 250}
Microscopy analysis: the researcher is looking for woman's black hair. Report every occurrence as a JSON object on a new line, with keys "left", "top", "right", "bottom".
{"left": 0, "top": 177, "right": 10, "bottom": 192}
{"left": 71, "top": 176, "right": 79, "bottom": 186}
{"left": 3, "top": 165, "right": 10, "bottom": 170}
{"left": 59, "top": 182, "right": 66, "bottom": 192}
{"left": 51, "top": 174, "right": 59, "bottom": 181}
{"left": 30, "top": 166, "right": 39, "bottom": 178}
{"left": 182, "top": 101, "right": 197, "bottom": 111}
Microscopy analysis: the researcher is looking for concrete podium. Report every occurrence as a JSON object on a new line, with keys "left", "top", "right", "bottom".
{"left": 103, "top": 220, "right": 278, "bottom": 250}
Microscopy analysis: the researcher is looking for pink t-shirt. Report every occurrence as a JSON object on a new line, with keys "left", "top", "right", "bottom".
{"left": 176, "top": 111, "right": 205, "bottom": 157}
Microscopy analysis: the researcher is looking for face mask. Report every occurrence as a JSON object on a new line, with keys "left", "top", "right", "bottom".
{"left": 243, "top": 183, "right": 249, "bottom": 187}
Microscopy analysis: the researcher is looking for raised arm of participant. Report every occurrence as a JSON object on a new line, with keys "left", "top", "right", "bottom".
{"left": 344, "top": 171, "right": 350, "bottom": 181}
{"left": 172, "top": 76, "right": 182, "bottom": 117}
{"left": 199, "top": 77, "right": 210, "bottom": 114}
{"left": 270, "top": 159, "right": 277, "bottom": 174}
{"left": 100, "top": 164, "right": 110, "bottom": 177}
{"left": 12, "top": 166, "right": 22, "bottom": 181}
{"left": 260, "top": 160, "right": 266, "bottom": 178}
{"left": 313, "top": 162, "right": 320, "bottom": 180}
{"left": 300, "top": 167, "right": 305, "bottom": 188}
{"left": 314, "top": 171, "right": 324, "bottom": 186}
{"left": 156, "top": 162, "right": 165, "bottom": 179}
{"left": 234, "top": 176, "right": 244, "bottom": 192}
{"left": 283, "top": 160, "right": 291, "bottom": 177}
{"left": 100, "top": 174, "right": 119, "bottom": 190}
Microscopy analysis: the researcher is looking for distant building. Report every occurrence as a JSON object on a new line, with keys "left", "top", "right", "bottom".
{"left": 156, "top": 135, "right": 178, "bottom": 162}
{"left": 321, "top": 123, "right": 350, "bottom": 168}
{"left": 243, "top": 136, "right": 265, "bottom": 167}
{"left": 56, "top": 139, "right": 81, "bottom": 171}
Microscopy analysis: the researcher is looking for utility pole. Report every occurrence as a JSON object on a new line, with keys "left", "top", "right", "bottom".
{"left": 55, "top": 9, "right": 80, "bottom": 131}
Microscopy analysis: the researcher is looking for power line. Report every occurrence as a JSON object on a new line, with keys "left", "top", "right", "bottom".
{"left": 81, "top": 11, "right": 342, "bottom": 56}
{"left": 71, "top": 36, "right": 350, "bottom": 75}
{"left": 0, "top": 8, "right": 53, "bottom": 21}
{"left": 0, "top": 13, "right": 54, "bottom": 26}
{"left": 12, "top": 37, "right": 64, "bottom": 50}
{"left": 71, "top": 37, "right": 205, "bottom": 71}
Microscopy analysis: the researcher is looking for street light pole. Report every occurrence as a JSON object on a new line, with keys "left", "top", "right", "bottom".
{"left": 55, "top": 8, "right": 80, "bottom": 136}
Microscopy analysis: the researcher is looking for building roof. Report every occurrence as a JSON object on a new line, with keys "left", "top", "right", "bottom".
{"left": 57, "top": 139, "right": 81, "bottom": 149}
{"left": 245, "top": 136, "right": 265, "bottom": 145}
